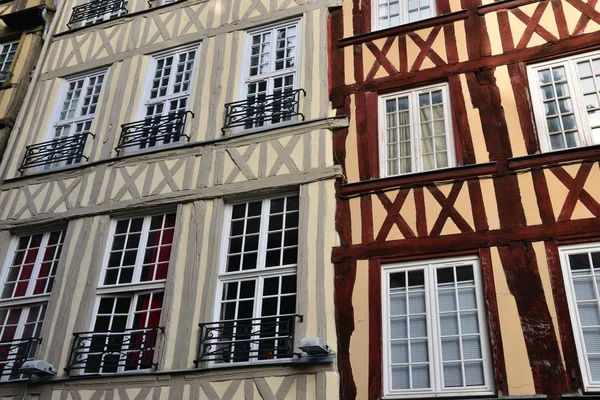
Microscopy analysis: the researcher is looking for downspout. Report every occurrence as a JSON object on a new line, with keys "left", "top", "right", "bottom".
{"left": 40, "top": 7, "right": 49, "bottom": 37}
{"left": 0, "top": 0, "right": 64, "bottom": 179}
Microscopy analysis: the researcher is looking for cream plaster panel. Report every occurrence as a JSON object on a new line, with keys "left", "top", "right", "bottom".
{"left": 490, "top": 247, "right": 536, "bottom": 396}
{"left": 572, "top": 198, "right": 596, "bottom": 220}
{"left": 111, "top": 168, "right": 128, "bottom": 200}
{"left": 309, "top": 9, "right": 325, "bottom": 120}
{"left": 222, "top": 152, "right": 238, "bottom": 183}
{"left": 508, "top": 12, "right": 527, "bottom": 50}
{"left": 0, "top": 190, "right": 12, "bottom": 219}
{"left": 495, "top": 65, "right": 528, "bottom": 158}
{"left": 584, "top": 17, "right": 600, "bottom": 34}
{"left": 480, "top": 178, "right": 500, "bottom": 230}
{"left": 451, "top": 183, "right": 475, "bottom": 232}
{"left": 405, "top": 33, "right": 421, "bottom": 73}
{"left": 401, "top": 189, "right": 417, "bottom": 239}
{"left": 526, "top": 32, "right": 547, "bottom": 48}
{"left": 385, "top": 36, "right": 401, "bottom": 77}
{"left": 561, "top": 1, "right": 581, "bottom": 35}
{"left": 532, "top": 241, "right": 565, "bottom": 370}
{"left": 350, "top": 197, "right": 362, "bottom": 245}
{"left": 266, "top": 141, "right": 278, "bottom": 175}
{"left": 544, "top": 168, "right": 569, "bottom": 219}
{"left": 344, "top": 47, "right": 355, "bottom": 86}
{"left": 363, "top": 41, "right": 378, "bottom": 80}
{"left": 455, "top": 21, "right": 469, "bottom": 63}
{"left": 197, "top": 38, "right": 215, "bottom": 142}
{"left": 12, "top": 187, "right": 29, "bottom": 218}
{"left": 448, "top": 0, "right": 462, "bottom": 13}
{"left": 81, "top": 171, "right": 97, "bottom": 206}
{"left": 584, "top": 162, "right": 600, "bottom": 201}
{"left": 323, "top": 180, "right": 340, "bottom": 348}
{"left": 371, "top": 190, "right": 390, "bottom": 241}
{"left": 517, "top": 173, "right": 542, "bottom": 226}
{"left": 345, "top": 101, "right": 360, "bottom": 183}
{"left": 305, "top": 183, "right": 320, "bottom": 336}
{"left": 288, "top": 136, "right": 305, "bottom": 172}
{"left": 218, "top": 33, "right": 235, "bottom": 115}
{"left": 246, "top": 146, "right": 262, "bottom": 178}
{"left": 423, "top": 186, "right": 442, "bottom": 234}
{"left": 485, "top": 14, "right": 503, "bottom": 56}
{"left": 459, "top": 74, "right": 488, "bottom": 164}
{"left": 350, "top": 259, "right": 369, "bottom": 400}
{"left": 538, "top": 4, "right": 560, "bottom": 39}
{"left": 10, "top": 34, "right": 32, "bottom": 84}
{"left": 429, "top": 27, "right": 447, "bottom": 64}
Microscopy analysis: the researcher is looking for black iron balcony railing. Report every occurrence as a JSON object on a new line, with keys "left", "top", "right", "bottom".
{"left": 67, "top": 0, "right": 128, "bottom": 29}
{"left": 65, "top": 327, "right": 163, "bottom": 375}
{"left": 194, "top": 314, "right": 303, "bottom": 365}
{"left": 0, "top": 337, "right": 41, "bottom": 380}
{"left": 116, "top": 110, "right": 194, "bottom": 153}
{"left": 222, "top": 89, "right": 305, "bottom": 131}
{"left": 19, "top": 132, "right": 93, "bottom": 173}
{"left": 0, "top": 70, "right": 13, "bottom": 84}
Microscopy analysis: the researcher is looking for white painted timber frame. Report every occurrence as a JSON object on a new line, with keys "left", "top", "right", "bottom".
{"left": 211, "top": 194, "right": 299, "bottom": 367}
{"left": 378, "top": 83, "right": 455, "bottom": 178}
{"left": 381, "top": 256, "right": 494, "bottom": 398}
{"left": 560, "top": 242, "right": 600, "bottom": 392}
{"left": 236, "top": 18, "right": 303, "bottom": 133}
{"left": 528, "top": 50, "right": 600, "bottom": 153}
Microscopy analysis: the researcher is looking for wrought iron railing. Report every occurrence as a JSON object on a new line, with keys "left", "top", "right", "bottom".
{"left": 67, "top": 0, "right": 128, "bottom": 28}
{"left": 65, "top": 327, "right": 163, "bottom": 374}
{"left": 0, "top": 70, "right": 13, "bottom": 84}
{"left": 194, "top": 314, "right": 302, "bottom": 365}
{"left": 19, "top": 132, "right": 93, "bottom": 173}
{"left": 116, "top": 110, "right": 194, "bottom": 152}
{"left": 222, "top": 89, "right": 305, "bottom": 131}
{"left": 0, "top": 337, "right": 41, "bottom": 380}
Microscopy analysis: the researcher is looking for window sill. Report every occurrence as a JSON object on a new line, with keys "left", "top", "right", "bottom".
{"left": 508, "top": 144, "right": 600, "bottom": 170}
{"left": 381, "top": 390, "right": 495, "bottom": 399}
{"left": 341, "top": 162, "right": 497, "bottom": 196}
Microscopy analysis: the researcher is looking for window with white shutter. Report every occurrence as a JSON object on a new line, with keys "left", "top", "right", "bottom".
{"left": 382, "top": 257, "right": 494, "bottom": 396}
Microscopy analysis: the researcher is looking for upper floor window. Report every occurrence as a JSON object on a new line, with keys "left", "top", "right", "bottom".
{"left": 560, "top": 243, "right": 600, "bottom": 391}
{"left": 137, "top": 46, "right": 198, "bottom": 150}
{"left": 382, "top": 257, "right": 493, "bottom": 396}
{"left": 529, "top": 51, "right": 600, "bottom": 152}
{"left": 65, "top": 214, "right": 175, "bottom": 375}
{"left": 197, "top": 195, "right": 300, "bottom": 365}
{"left": 379, "top": 83, "right": 454, "bottom": 177}
{"left": 226, "top": 20, "right": 303, "bottom": 131}
{"left": 0, "top": 229, "right": 66, "bottom": 380}
{"left": 0, "top": 41, "right": 17, "bottom": 83}
{"left": 375, "top": 0, "right": 436, "bottom": 30}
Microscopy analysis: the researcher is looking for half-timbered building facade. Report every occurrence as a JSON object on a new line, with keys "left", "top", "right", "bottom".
{"left": 0, "top": 0, "right": 342, "bottom": 397}
{"left": 329, "top": 0, "right": 600, "bottom": 398}
{"left": 0, "top": 0, "right": 53, "bottom": 163}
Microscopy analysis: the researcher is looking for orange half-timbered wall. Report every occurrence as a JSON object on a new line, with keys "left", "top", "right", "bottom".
{"left": 328, "top": 0, "right": 600, "bottom": 398}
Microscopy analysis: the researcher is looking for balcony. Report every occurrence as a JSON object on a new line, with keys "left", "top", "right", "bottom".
{"left": 194, "top": 314, "right": 303, "bottom": 365}
{"left": 67, "top": 0, "right": 127, "bottom": 29}
{"left": 222, "top": 89, "right": 305, "bottom": 131}
{"left": 0, "top": 71, "right": 13, "bottom": 84}
{"left": 65, "top": 326, "right": 163, "bottom": 375}
{"left": 116, "top": 111, "right": 193, "bottom": 153}
{"left": 19, "top": 132, "right": 93, "bottom": 173}
{"left": 0, "top": 337, "right": 41, "bottom": 380}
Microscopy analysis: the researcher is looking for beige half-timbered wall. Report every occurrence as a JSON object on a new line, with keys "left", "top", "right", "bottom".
{"left": 0, "top": 0, "right": 343, "bottom": 397}
{"left": 0, "top": 0, "right": 52, "bottom": 163}
{"left": 329, "top": 0, "right": 600, "bottom": 398}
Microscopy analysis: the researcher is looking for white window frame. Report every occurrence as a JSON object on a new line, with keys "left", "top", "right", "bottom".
{"left": 0, "top": 40, "right": 18, "bottom": 83}
{"left": 372, "top": 0, "right": 437, "bottom": 31}
{"left": 0, "top": 229, "right": 66, "bottom": 381}
{"left": 237, "top": 19, "right": 303, "bottom": 132}
{"left": 210, "top": 194, "right": 299, "bottom": 367}
{"left": 378, "top": 83, "right": 455, "bottom": 178}
{"left": 133, "top": 44, "right": 201, "bottom": 152}
{"left": 560, "top": 242, "right": 600, "bottom": 391}
{"left": 42, "top": 69, "right": 108, "bottom": 171}
{"left": 381, "top": 256, "right": 494, "bottom": 398}
{"left": 528, "top": 50, "right": 600, "bottom": 153}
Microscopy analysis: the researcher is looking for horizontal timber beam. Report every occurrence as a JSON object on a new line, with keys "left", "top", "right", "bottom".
{"left": 332, "top": 217, "right": 600, "bottom": 262}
